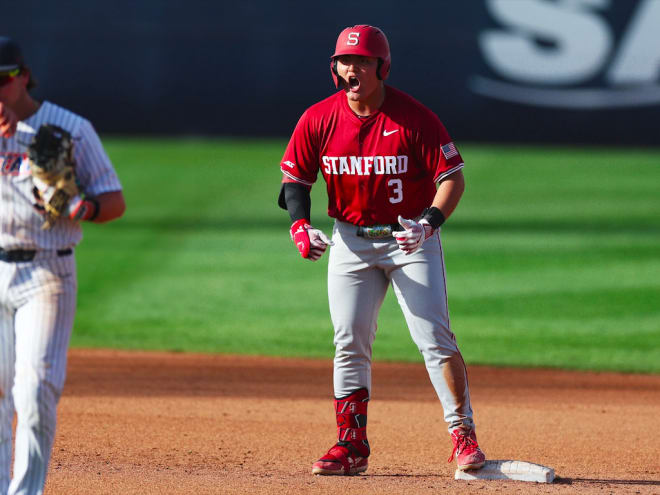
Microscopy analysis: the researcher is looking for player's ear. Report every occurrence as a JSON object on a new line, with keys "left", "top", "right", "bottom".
{"left": 19, "top": 67, "right": 32, "bottom": 90}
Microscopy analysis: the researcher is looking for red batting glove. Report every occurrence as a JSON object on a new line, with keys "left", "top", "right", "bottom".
{"left": 290, "top": 219, "right": 334, "bottom": 261}
{"left": 393, "top": 215, "right": 434, "bottom": 255}
{"left": 0, "top": 103, "right": 17, "bottom": 138}
{"left": 68, "top": 196, "right": 99, "bottom": 222}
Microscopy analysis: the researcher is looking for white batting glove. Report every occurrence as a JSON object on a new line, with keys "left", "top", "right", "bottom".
{"left": 308, "top": 228, "right": 334, "bottom": 261}
{"left": 392, "top": 215, "right": 434, "bottom": 255}
{"left": 290, "top": 219, "right": 334, "bottom": 261}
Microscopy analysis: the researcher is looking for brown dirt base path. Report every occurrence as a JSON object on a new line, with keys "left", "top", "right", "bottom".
{"left": 42, "top": 349, "right": 659, "bottom": 494}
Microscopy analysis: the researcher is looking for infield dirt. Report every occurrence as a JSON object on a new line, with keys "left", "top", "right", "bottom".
{"left": 42, "top": 349, "right": 659, "bottom": 494}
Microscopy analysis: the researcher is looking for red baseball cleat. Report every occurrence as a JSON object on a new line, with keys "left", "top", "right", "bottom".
{"left": 312, "top": 388, "right": 370, "bottom": 475}
{"left": 448, "top": 427, "right": 486, "bottom": 471}
{"left": 312, "top": 443, "right": 369, "bottom": 475}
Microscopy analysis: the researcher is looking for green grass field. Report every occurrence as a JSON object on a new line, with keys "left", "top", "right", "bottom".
{"left": 72, "top": 138, "right": 660, "bottom": 374}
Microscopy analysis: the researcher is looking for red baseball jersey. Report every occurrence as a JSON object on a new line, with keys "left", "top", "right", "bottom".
{"left": 280, "top": 85, "right": 464, "bottom": 226}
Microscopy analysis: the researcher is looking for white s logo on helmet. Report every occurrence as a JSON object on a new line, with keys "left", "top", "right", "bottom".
{"left": 347, "top": 32, "right": 360, "bottom": 46}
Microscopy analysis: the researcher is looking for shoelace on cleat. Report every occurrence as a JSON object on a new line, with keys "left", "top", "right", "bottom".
{"left": 447, "top": 430, "right": 478, "bottom": 463}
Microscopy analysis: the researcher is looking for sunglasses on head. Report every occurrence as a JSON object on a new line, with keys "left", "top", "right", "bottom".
{"left": 0, "top": 68, "right": 21, "bottom": 87}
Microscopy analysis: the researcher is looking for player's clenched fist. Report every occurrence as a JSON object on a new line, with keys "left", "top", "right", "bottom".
{"left": 393, "top": 215, "right": 434, "bottom": 255}
{"left": 0, "top": 102, "right": 17, "bottom": 138}
{"left": 290, "top": 219, "right": 334, "bottom": 261}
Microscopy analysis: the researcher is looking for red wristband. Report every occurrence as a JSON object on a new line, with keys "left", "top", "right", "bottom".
{"left": 69, "top": 197, "right": 99, "bottom": 222}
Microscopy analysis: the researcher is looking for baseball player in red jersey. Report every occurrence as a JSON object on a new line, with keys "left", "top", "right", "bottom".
{"left": 278, "top": 25, "right": 486, "bottom": 476}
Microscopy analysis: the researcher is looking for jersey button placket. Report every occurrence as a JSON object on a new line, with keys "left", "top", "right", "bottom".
{"left": 357, "top": 122, "right": 372, "bottom": 214}
{"left": 357, "top": 125, "right": 366, "bottom": 195}
{"left": 357, "top": 123, "right": 365, "bottom": 155}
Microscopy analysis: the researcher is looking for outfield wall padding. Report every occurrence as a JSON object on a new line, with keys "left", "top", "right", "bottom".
{"left": 5, "top": 1, "right": 660, "bottom": 145}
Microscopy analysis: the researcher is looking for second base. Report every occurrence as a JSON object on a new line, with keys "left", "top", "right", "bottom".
{"left": 455, "top": 460, "right": 555, "bottom": 483}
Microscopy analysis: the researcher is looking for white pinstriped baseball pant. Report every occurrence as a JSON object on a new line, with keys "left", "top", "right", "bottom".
{"left": 328, "top": 220, "right": 474, "bottom": 431}
{"left": 0, "top": 253, "right": 76, "bottom": 495}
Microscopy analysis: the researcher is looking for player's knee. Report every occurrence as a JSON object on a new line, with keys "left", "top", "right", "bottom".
{"left": 12, "top": 370, "right": 61, "bottom": 429}
{"left": 334, "top": 343, "right": 373, "bottom": 367}
{"left": 334, "top": 323, "right": 374, "bottom": 348}
{"left": 417, "top": 342, "right": 461, "bottom": 363}
{"left": 334, "top": 335, "right": 373, "bottom": 360}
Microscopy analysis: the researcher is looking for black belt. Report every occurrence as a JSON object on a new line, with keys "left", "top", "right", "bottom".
{"left": 0, "top": 248, "right": 73, "bottom": 262}
{"left": 356, "top": 224, "right": 403, "bottom": 239}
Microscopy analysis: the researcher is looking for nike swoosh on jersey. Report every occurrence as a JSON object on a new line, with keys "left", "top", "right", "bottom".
{"left": 383, "top": 129, "right": 399, "bottom": 136}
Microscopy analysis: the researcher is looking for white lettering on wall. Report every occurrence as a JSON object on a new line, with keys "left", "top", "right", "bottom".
{"left": 471, "top": 0, "right": 660, "bottom": 108}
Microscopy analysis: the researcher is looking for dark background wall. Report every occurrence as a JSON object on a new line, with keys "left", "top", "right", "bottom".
{"left": 5, "top": 0, "right": 660, "bottom": 144}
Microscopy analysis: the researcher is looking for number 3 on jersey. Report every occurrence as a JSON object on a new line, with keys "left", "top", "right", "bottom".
{"left": 388, "top": 178, "right": 403, "bottom": 203}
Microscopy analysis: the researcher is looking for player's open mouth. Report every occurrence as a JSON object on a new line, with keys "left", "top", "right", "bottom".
{"left": 348, "top": 76, "right": 360, "bottom": 92}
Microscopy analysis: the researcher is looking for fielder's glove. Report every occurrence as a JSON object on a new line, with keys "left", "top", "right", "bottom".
{"left": 290, "top": 219, "right": 334, "bottom": 261}
{"left": 392, "top": 215, "right": 434, "bottom": 255}
{"left": 28, "top": 124, "right": 98, "bottom": 229}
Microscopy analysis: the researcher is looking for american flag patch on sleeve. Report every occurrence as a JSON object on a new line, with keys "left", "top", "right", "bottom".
{"left": 441, "top": 142, "right": 459, "bottom": 159}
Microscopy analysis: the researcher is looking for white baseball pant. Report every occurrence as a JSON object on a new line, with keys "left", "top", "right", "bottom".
{"left": 328, "top": 220, "right": 474, "bottom": 431}
{"left": 0, "top": 253, "right": 76, "bottom": 495}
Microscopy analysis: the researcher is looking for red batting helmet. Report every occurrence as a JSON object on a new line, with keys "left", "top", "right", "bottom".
{"left": 330, "top": 25, "right": 391, "bottom": 88}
